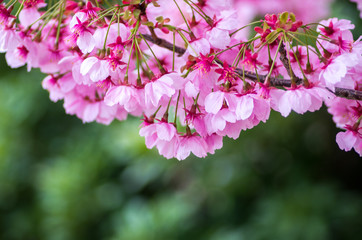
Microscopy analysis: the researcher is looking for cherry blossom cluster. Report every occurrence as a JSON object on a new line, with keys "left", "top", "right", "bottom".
{"left": 0, "top": 0, "right": 361, "bottom": 159}
{"left": 320, "top": 18, "right": 362, "bottom": 155}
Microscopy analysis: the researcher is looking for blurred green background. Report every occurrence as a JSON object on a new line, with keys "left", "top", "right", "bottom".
{"left": 0, "top": 1, "right": 362, "bottom": 240}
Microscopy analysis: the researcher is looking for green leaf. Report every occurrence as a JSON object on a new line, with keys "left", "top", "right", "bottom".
{"left": 279, "top": 12, "right": 289, "bottom": 24}
{"left": 133, "top": 9, "right": 141, "bottom": 19}
{"left": 164, "top": 25, "right": 176, "bottom": 31}
{"left": 289, "top": 13, "right": 296, "bottom": 22}
{"left": 142, "top": 21, "right": 154, "bottom": 27}
{"left": 130, "top": 0, "right": 141, "bottom": 4}
{"left": 156, "top": 16, "right": 164, "bottom": 23}
{"left": 123, "top": 10, "right": 131, "bottom": 20}
{"left": 266, "top": 30, "right": 281, "bottom": 44}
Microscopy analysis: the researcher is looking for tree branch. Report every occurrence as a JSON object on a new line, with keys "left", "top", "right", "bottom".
{"left": 278, "top": 42, "right": 301, "bottom": 83}
{"left": 333, "top": 88, "right": 362, "bottom": 100}
{"left": 142, "top": 34, "right": 186, "bottom": 56}
{"left": 141, "top": 34, "right": 362, "bottom": 101}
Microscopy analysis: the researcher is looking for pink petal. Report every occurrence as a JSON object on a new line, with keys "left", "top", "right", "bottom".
{"left": 187, "top": 38, "right": 210, "bottom": 57}
{"left": 80, "top": 57, "right": 98, "bottom": 75}
{"left": 157, "top": 138, "right": 178, "bottom": 159}
{"left": 58, "top": 74, "right": 76, "bottom": 93}
{"left": 5, "top": 49, "right": 25, "bottom": 69}
{"left": 211, "top": 114, "right": 227, "bottom": 132}
{"left": 104, "top": 86, "right": 131, "bottom": 107}
{"left": 77, "top": 31, "right": 96, "bottom": 54}
{"left": 221, "top": 109, "right": 237, "bottom": 123}
{"left": 189, "top": 136, "right": 208, "bottom": 158}
{"left": 336, "top": 131, "right": 357, "bottom": 151}
{"left": 19, "top": 8, "right": 41, "bottom": 28}
{"left": 205, "top": 91, "right": 225, "bottom": 114}
{"left": 82, "top": 102, "right": 99, "bottom": 123}
{"left": 205, "top": 134, "right": 223, "bottom": 154}
{"left": 156, "top": 123, "right": 176, "bottom": 141}
{"left": 292, "top": 90, "right": 312, "bottom": 114}
{"left": 208, "top": 28, "right": 230, "bottom": 49}
{"left": 236, "top": 96, "right": 254, "bottom": 120}
{"left": 278, "top": 92, "right": 292, "bottom": 117}
{"left": 90, "top": 60, "right": 109, "bottom": 82}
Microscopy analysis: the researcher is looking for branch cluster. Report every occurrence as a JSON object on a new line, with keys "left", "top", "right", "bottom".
{"left": 142, "top": 34, "right": 362, "bottom": 100}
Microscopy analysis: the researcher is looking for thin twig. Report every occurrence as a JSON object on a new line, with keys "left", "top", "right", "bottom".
{"left": 141, "top": 34, "right": 186, "bottom": 56}
{"left": 278, "top": 42, "right": 300, "bottom": 82}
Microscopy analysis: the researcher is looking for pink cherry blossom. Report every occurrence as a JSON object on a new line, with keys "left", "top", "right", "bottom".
{"left": 0, "top": 4, "right": 14, "bottom": 26}
{"left": 1, "top": 0, "right": 362, "bottom": 159}
{"left": 0, "top": 27, "right": 19, "bottom": 52}
{"left": 318, "top": 18, "right": 355, "bottom": 39}
{"left": 175, "top": 133, "right": 208, "bottom": 160}
{"left": 42, "top": 73, "right": 76, "bottom": 102}
{"left": 80, "top": 57, "right": 109, "bottom": 83}
{"left": 275, "top": 86, "right": 325, "bottom": 117}
{"left": 19, "top": 0, "right": 46, "bottom": 28}
{"left": 104, "top": 85, "right": 143, "bottom": 114}
{"left": 145, "top": 74, "right": 176, "bottom": 108}
{"left": 336, "top": 126, "right": 362, "bottom": 156}
{"left": 187, "top": 38, "right": 210, "bottom": 57}
{"left": 66, "top": 17, "right": 95, "bottom": 53}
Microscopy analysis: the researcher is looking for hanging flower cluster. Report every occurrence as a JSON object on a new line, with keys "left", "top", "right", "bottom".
{"left": 0, "top": 0, "right": 361, "bottom": 159}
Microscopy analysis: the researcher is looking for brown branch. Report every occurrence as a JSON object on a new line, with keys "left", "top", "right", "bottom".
{"left": 278, "top": 42, "right": 301, "bottom": 83}
{"left": 141, "top": 34, "right": 186, "bottom": 56}
{"left": 333, "top": 88, "right": 362, "bottom": 100}
{"left": 141, "top": 34, "right": 362, "bottom": 101}
{"left": 213, "top": 58, "right": 299, "bottom": 87}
